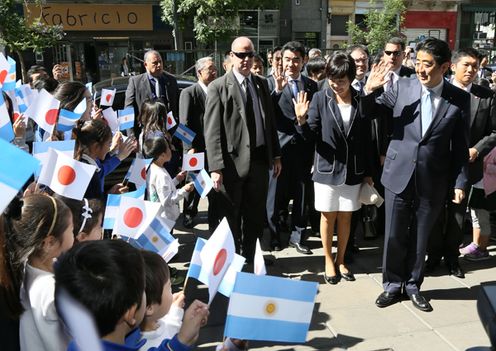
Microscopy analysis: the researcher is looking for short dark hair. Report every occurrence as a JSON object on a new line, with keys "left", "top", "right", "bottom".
{"left": 306, "top": 58, "right": 326, "bottom": 77}
{"left": 281, "top": 41, "right": 305, "bottom": 59}
{"left": 143, "top": 137, "right": 169, "bottom": 160}
{"left": 272, "top": 46, "right": 282, "bottom": 53}
{"left": 33, "top": 76, "right": 59, "bottom": 93}
{"left": 452, "top": 48, "right": 480, "bottom": 65}
{"left": 386, "top": 37, "right": 406, "bottom": 51}
{"left": 142, "top": 250, "right": 170, "bottom": 306}
{"left": 27, "top": 65, "right": 47, "bottom": 77}
{"left": 347, "top": 44, "right": 369, "bottom": 57}
{"left": 325, "top": 51, "right": 356, "bottom": 81}
{"left": 415, "top": 37, "right": 451, "bottom": 65}
{"left": 54, "top": 240, "right": 145, "bottom": 337}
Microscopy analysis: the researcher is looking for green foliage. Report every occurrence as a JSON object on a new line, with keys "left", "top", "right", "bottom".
{"left": 0, "top": 0, "right": 65, "bottom": 53}
{"left": 161, "top": 0, "right": 280, "bottom": 44}
{"left": 347, "top": 0, "right": 406, "bottom": 55}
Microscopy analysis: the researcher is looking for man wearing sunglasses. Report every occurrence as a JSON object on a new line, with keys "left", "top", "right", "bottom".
{"left": 382, "top": 37, "right": 415, "bottom": 86}
{"left": 204, "top": 36, "right": 282, "bottom": 264}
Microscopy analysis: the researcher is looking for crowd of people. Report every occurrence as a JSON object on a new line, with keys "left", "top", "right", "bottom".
{"left": 1, "top": 33, "right": 496, "bottom": 351}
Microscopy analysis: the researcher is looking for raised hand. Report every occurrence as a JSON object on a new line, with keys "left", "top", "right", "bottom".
{"left": 273, "top": 66, "right": 287, "bottom": 92}
{"left": 293, "top": 91, "right": 309, "bottom": 125}
{"left": 365, "top": 60, "right": 393, "bottom": 93}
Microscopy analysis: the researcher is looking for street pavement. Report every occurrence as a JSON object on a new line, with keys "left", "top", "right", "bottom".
{"left": 171, "top": 199, "right": 495, "bottom": 351}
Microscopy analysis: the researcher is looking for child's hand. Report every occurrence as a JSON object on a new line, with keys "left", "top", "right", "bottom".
{"left": 117, "top": 136, "right": 137, "bottom": 161}
{"left": 177, "top": 299, "right": 209, "bottom": 346}
{"left": 175, "top": 170, "right": 187, "bottom": 183}
{"left": 183, "top": 182, "right": 195, "bottom": 192}
{"left": 108, "top": 182, "right": 129, "bottom": 194}
{"left": 172, "top": 292, "right": 185, "bottom": 309}
{"left": 13, "top": 115, "right": 26, "bottom": 138}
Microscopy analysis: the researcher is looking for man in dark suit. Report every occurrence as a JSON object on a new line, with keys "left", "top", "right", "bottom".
{"left": 179, "top": 57, "right": 218, "bottom": 229}
{"left": 427, "top": 48, "right": 496, "bottom": 276}
{"left": 269, "top": 41, "right": 318, "bottom": 254}
{"left": 204, "top": 36, "right": 282, "bottom": 262}
{"left": 124, "top": 50, "right": 179, "bottom": 136}
{"left": 363, "top": 38, "right": 470, "bottom": 312}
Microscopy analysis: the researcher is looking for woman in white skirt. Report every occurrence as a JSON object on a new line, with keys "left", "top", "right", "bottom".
{"left": 295, "top": 52, "right": 373, "bottom": 284}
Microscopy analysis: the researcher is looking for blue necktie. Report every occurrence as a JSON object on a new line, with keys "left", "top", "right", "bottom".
{"left": 421, "top": 89, "right": 433, "bottom": 136}
{"left": 291, "top": 80, "right": 299, "bottom": 98}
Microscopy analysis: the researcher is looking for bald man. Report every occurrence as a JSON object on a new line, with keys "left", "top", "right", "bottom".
{"left": 204, "top": 37, "right": 282, "bottom": 262}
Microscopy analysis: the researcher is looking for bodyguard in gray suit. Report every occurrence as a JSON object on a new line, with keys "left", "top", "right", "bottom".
{"left": 204, "top": 37, "right": 281, "bottom": 262}
{"left": 362, "top": 38, "right": 470, "bottom": 312}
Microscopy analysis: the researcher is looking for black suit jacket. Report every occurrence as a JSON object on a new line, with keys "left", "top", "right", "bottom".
{"left": 179, "top": 83, "right": 206, "bottom": 152}
{"left": 468, "top": 83, "right": 496, "bottom": 184}
{"left": 124, "top": 71, "right": 179, "bottom": 121}
{"left": 361, "top": 78, "right": 470, "bottom": 202}
{"left": 204, "top": 71, "right": 281, "bottom": 178}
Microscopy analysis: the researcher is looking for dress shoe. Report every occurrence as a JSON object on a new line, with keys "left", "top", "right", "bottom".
{"left": 424, "top": 257, "right": 441, "bottom": 274}
{"left": 289, "top": 241, "right": 313, "bottom": 255}
{"left": 409, "top": 293, "right": 432, "bottom": 312}
{"left": 182, "top": 215, "right": 194, "bottom": 228}
{"left": 271, "top": 240, "right": 282, "bottom": 251}
{"left": 375, "top": 292, "right": 401, "bottom": 308}
{"left": 339, "top": 270, "right": 356, "bottom": 281}
{"left": 446, "top": 261, "right": 465, "bottom": 278}
{"left": 324, "top": 273, "right": 341, "bottom": 285}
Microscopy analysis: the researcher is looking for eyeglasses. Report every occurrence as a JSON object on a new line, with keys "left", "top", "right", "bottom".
{"left": 384, "top": 51, "right": 402, "bottom": 57}
{"left": 232, "top": 51, "right": 255, "bottom": 59}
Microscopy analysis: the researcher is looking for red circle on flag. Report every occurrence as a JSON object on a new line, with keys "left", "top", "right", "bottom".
{"left": 13, "top": 112, "right": 21, "bottom": 122}
{"left": 57, "top": 165, "right": 76, "bottom": 186}
{"left": 123, "top": 207, "right": 143, "bottom": 228}
{"left": 45, "top": 109, "right": 59, "bottom": 125}
{"left": 213, "top": 248, "right": 227, "bottom": 276}
{"left": 140, "top": 167, "right": 146, "bottom": 180}
{"left": 0, "top": 70, "right": 7, "bottom": 83}
{"left": 189, "top": 157, "right": 198, "bottom": 167}
{"left": 167, "top": 117, "right": 173, "bottom": 125}
{"left": 105, "top": 94, "right": 112, "bottom": 103}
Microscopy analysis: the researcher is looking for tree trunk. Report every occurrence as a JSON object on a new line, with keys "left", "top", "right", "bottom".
{"left": 15, "top": 50, "right": 28, "bottom": 84}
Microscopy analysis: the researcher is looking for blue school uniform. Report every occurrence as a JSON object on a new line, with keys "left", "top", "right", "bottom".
{"left": 80, "top": 154, "right": 121, "bottom": 200}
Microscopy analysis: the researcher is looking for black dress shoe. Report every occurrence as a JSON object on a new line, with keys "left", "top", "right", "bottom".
{"left": 339, "top": 270, "right": 356, "bottom": 281}
{"left": 324, "top": 273, "right": 340, "bottom": 285}
{"left": 446, "top": 261, "right": 465, "bottom": 278}
{"left": 182, "top": 215, "right": 194, "bottom": 228}
{"left": 289, "top": 241, "right": 313, "bottom": 255}
{"left": 375, "top": 292, "right": 401, "bottom": 308}
{"left": 270, "top": 239, "right": 282, "bottom": 251}
{"left": 409, "top": 293, "right": 432, "bottom": 312}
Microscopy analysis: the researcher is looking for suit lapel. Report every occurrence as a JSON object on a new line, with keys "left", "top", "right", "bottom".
{"left": 469, "top": 88, "right": 480, "bottom": 127}
{"left": 227, "top": 71, "right": 246, "bottom": 123}
{"left": 142, "top": 74, "right": 153, "bottom": 99}
{"left": 346, "top": 92, "right": 360, "bottom": 138}
{"left": 195, "top": 83, "right": 206, "bottom": 110}
{"left": 421, "top": 83, "right": 450, "bottom": 140}
{"left": 326, "top": 89, "right": 346, "bottom": 138}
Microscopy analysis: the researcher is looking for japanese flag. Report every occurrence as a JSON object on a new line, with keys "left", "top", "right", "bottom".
{"left": 127, "top": 157, "right": 152, "bottom": 188}
{"left": 2, "top": 56, "right": 16, "bottom": 91}
{"left": 100, "top": 88, "right": 116, "bottom": 107}
{"left": 182, "top": 152, "right": 204, "bottom": 172}
{"left": 24, "top": 89, "right": 60, "bottom": 134}
{"left": 113, "top": 197, "right": 161, "bottom": 237}
{"left": 200, "top": 217, "right": 235, "bottom": 304}
{"left": 165, "top": 111, "right": 176, "bottom": 130}
{"left": 102, "top": 107, "right": 119, "bottom": 133}
{"left": 0, "top": 53, "right": 9, "bottom": 85}
{"left": 38, "top": 149, "right": 97, "bottom": 200}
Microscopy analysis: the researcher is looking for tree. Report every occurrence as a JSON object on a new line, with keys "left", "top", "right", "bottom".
{"left": 0, "top": 0, "right": 65, "bottom": 82}
{"left": 160, "top": 0, "right": 279, "bottom": 46}
{"left": 347, "top": 0, "right": 406, "bottom": 55}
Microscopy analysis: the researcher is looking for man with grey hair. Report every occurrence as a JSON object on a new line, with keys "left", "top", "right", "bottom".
{"left": 308, "top": 48, "right": 322, "bottom": 59}
{"left": 179, "top": 56, "right": 218, "bottom": 229}
{"left": 125, "top": 50, "right": 179, "bottom": 137}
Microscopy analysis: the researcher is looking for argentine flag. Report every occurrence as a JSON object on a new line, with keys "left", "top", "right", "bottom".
{"left": 0, "top": 93, "right": 15, "bottom": 142}
{"left": 0, "top": 138, "right": 40, "bottom": 213}
{"left": 103, "top": 186, "right": 146, "bottom": 229}
{"left": 191, "top": 169, "right": 214, "bottom": 198}
{"left": 224, "top": 272, "right": 318, "bottom": 343}
{"left": 137, "top": 217, "right": 179, "bottom": 262}
{"left": 118, "top": 107, "right": 135, "bottom": 131}
{"left": 58, "top": 109, "right": 81, "bottom": 132}
{"left": 173, "top": 123, "right": 196, "bottom": 145}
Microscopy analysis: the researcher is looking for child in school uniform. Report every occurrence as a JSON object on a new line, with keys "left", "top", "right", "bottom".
{"left": 54, "top": 239, "right": 209, "bottom": 351}
{"left": 143, "top": 137, "right": 194, "bottom": 223}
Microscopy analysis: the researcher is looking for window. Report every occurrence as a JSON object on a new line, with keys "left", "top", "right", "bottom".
{"left": 331, "top": 15, "right": 349, "bottom": 36}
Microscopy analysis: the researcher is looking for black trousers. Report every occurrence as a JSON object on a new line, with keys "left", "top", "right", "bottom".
{"left": 383, "top": 177, "right": 445, "bottom": 295}
{"left": 217, "top": 148, "right": 269, "bottom": 261}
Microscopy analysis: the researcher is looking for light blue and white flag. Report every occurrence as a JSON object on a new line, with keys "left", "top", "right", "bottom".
{"left": 0, "top": 93, "right": 14, "bottom": 142}
{"left": 118, "top": 107, "right": 134, "bottom": 131}
{"left": 33, "top": 140, "right": 75, "bottom": 177}
{"left": 173, "top": 123, "right": 196, "bottom": 145}
{"left": 186, "top": 237, "right": 207, "bottom": 280}
{"left": 58, "top": 109, "right": 81, "bottom": 132}
{"left": 137, "top": 217, "right": 179, "bottom": 262}
{"left": 191, "top": 169, "right": 213, "bottom": 198}
{"left": 0, "top": 138, "right": 40, "bottom": 213}
{"left": 103, "top": 186, "right": 146, "bottom": 230}
{"left": 15, "top": 87, "right": 27, "bottom": 113}
{"left": 224, "top": 272, "right": 318, "bottom": 343}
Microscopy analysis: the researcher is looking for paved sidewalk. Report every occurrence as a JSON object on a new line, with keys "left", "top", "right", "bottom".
{"left": 171, "top": 199, "right": 494, "bottom": 351}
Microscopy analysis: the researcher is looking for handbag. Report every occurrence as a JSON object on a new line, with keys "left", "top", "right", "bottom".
{"left": 359, "top": 183, "right": 384, "bottom": 207}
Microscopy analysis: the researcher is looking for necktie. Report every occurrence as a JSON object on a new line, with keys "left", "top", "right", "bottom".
{"left": 151, "top": 77, "right": 160, "bottom": 98}
{"left": 243, "top": 78, "right": 265, "bottom": 147}
{"left": 421, "top": 89, "right": 433, "bottom": 136}
{"left": 291, "top": 80, "right": 299, "bottom": 98}
{"left": 357, "top": 80, "right": 365, "bottom": 96}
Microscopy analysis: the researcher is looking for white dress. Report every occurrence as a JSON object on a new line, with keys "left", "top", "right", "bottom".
{"left": 314, "top": 103, "right": 361, "bottom": 212}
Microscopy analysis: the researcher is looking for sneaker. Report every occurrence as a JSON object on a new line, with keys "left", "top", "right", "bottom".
{"left": 464, "top": 248, "right": 490, "bottom": 261}
{"left": 459, "top": 242, "right": 479, "bottom": 256}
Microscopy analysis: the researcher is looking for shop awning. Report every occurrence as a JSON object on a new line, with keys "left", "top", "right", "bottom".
{"left": 462, "top": 4, "right": 496, "bottom": 12}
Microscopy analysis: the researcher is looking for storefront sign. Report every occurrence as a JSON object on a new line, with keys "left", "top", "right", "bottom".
{"left": 25, "top": 4, "right": 153, "bottom": 31}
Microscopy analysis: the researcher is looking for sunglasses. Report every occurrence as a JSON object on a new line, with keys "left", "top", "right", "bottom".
{"left": 384, "top": 50, "right": 402, "bottom": 57}
{"left": 232, "top": 51, "right": 255, "bottom": 59}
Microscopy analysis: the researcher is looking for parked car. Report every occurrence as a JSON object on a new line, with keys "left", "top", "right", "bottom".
{"left": 89, "top": 74, "right": 196, "bottom": 191}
